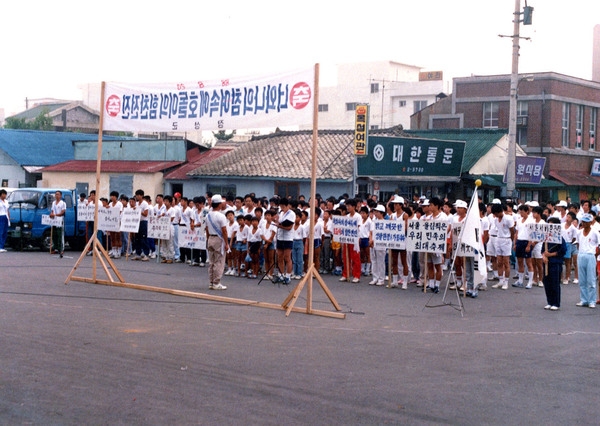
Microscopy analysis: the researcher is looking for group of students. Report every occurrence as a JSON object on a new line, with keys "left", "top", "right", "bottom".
{"left": 68, "top": 188, "right": 600, "bottom": 309}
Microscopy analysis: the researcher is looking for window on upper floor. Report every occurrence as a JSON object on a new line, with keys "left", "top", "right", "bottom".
{"left": 346, "top": 102, "right": 358, "bottom": 111}
{"left": 399, "top": 100, "right": 407, "bottom": 107}
{"left": 413, "top": 100, "right": 428, "bottom": 113}
{"left": 370, "top": 83, "right": 379, "bottom": 94}
{"left": 483, "top": 102, "right": 499, "bottom": 128}
{"left": 590, "top": 108, "right": 597, "bottom": 151}
{"left": 318, "top": 104, "right": 329, "bottom": 112}
{"left": 517, "top": 101, "right": 528, "bottom": 146}
{"left": 576, "top": 105, "right": 584, "bottom": 149}
{"left": 562, "top": 103, "right": 570, "bottom": 148}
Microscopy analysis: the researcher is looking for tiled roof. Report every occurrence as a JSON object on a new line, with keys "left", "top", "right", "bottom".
{"left": 8, "top": 103, "right": 72, "bottom": 120}
{"left": 188, "top": 127, "right": 406, "bottom": 181}
{"left": 42, "top": 160, "right": 182, "bottom": 173}
{"left": 164, "top": 147, "right": 233, "bottom": 180}
{"left": 0, "top": 129, "right": 124, "bottom": 167}
{"left": 405, "top": 128, "right": 508, "bottom": 171}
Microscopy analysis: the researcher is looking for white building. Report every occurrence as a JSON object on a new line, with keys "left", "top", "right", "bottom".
{"left": 306, "top": 60, "right": 446, "bottom": 130}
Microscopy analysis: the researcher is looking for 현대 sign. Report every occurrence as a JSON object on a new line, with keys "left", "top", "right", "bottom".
{"left": 103, "top": 68, "right": 314, "bottom": 133}
{"left": 357, "top": 136, "right": 465, "bottom": 180}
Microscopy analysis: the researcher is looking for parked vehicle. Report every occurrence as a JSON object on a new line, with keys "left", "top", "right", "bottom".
{"left": 7, "top": 188, "right": 86, "bottom": 250}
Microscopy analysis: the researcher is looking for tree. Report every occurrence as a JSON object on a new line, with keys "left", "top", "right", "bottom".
{"left": 3, "top": 109, "right": 53, "bottom": 130}
{"left": 213, "top": 130, "right": 235, "bottom": 141}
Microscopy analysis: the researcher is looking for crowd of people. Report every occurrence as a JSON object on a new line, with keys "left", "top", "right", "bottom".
{"left": 58, "top": 189, "right": 600, "bottom": 309}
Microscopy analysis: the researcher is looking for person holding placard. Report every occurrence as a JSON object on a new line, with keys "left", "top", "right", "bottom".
{"left": 425, "top": 197, "right": 448, "bottom": 293}
{"left": 339, "top": 199, "right": 361, "bottom": 283}
{"left": 274, "top": 198, "right": 295, "bottom": 285}
{"left": 542, "top": 217, "right": 567, "bottom": 311}
{"left": 50, "top": 190, "right": 66, "bottom": 257}
{"left": 369, "top": 204, "right": 387, "bottom": 286}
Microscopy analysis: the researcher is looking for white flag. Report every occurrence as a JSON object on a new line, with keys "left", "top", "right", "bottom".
{"left": 459, "top": 190, "right": 487, "bottom": 284}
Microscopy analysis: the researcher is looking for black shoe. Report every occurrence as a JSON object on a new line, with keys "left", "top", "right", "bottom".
{"left": 433, "top": 286, "right": 439, "bottom": 294}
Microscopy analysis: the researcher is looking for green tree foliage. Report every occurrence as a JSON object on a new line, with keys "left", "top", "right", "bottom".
{"left": 4, "top": 109, "right": 53, "bottom": 130}
{"left": 213, "top": 130, "right": 235, "bottom": 141}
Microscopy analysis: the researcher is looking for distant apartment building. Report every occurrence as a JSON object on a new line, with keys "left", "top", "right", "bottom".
{"left": 303, "top": 61, "right": 445, "bottom": 131}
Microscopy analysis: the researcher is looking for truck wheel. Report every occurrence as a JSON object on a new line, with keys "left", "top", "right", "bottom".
{"left": 40, "top": 230, "right": 52, "bottom": 251}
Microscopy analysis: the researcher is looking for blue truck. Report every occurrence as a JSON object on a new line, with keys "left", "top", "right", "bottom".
{"left": 7, "top": 188, "right": 87, "bottom": 251}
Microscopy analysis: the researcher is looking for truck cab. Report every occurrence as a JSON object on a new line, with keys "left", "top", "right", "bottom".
{"left": 7, "top": 188, "right": 85, "bottom": 250}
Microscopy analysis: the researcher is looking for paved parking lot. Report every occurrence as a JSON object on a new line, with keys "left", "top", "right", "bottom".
{"left": 1, "top": 249, "right": 598, "bottom": 425}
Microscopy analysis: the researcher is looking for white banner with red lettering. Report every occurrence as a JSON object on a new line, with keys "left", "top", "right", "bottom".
{"left": 103, "top": 68, "right": 314, "bottom": 132}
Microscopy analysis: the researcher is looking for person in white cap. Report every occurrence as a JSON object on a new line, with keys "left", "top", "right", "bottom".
{"left": 369, "top": 205, "right": 387, "bottom": 286}
{"left": 575, "top": 213, "right": 599, "bottom": 308}
{"left": 490, "top": 203, "right": 515, "bottom": 290}
{"left": 450, "top": 200, "right": 471, "bottom": 292}
{"left": 388, "top": 195, "right": 410, "bottom": 289}
{"left": 205, "top": 194, "right": 229, "bottom": 290}
{"left": 553, "top": 200, "right": 568, "bottom": 222}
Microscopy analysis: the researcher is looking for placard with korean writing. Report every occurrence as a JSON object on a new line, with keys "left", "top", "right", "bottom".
{"left": 332, "top": 215, "right": 359, "bottom": 245}
{"left": 103, "top": 68, "right": 314, "bottom": 133}
{"left": 405, "top": 219, "right": 449, "bottom": 253}
{"left": 41, "top": 215, "right": 64, "bottom": 228}
{"left": 177, "top": 226, "right": 207, "bottom": 250}
{"left": 372, "top": 219, "right": 406, "bottom": 250}
{"left": 526, "top": 223, "right": 562, "bottom": 244}
{"left": 98, "top": 207, "right": 121, "bottom": 232}
{"left": 354, "top": 104, "right": 369, "bottom": 156}
{"left": 119, "top": 208, "right": 141, "bottom": 233}
{"left": 77, "top": 204, "right": 95, "bottom": 222}
{"left": 357, "top": 136, "right": 465, "bottom": 179}
{"left": 148, "top": 216, "right": 172, "bottom": 240}
{"left": 451, "top": 223, "right": 479, "bottom": 257}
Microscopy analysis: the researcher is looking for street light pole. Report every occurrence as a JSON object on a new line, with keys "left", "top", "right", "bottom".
{"left": 506, "top": 0, "right": 521, "bottom": 198}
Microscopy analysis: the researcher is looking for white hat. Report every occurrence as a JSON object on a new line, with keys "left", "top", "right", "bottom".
{"left": 391, "top": 195, "right": 405, "bottom": 204}
{"left": 454, "top": 200, "right": 468, "bottom": 209}
{"left": 529, "top": 201, "right": 539, "bottom": 207}
{"left": 492, "top": 198, "right": 502, "bottom": 204}
{"left": 373, "top": 204, "right": 386, "bottom": 213}
{"left": 556, "top": 200, "right": 568, "bottom": 207}
{"left": 211, "top": 194, "right": 223, "bottom": 204}
{"left": 421, "top": 199, "right": 430, "bottom": 206}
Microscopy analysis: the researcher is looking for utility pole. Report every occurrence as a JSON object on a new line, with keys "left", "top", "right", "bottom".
{"left": 506, "top": 0, "right": 521, "bottom": 198}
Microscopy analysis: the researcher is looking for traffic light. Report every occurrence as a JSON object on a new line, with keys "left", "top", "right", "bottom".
{"left": 523, "top": 6, "right": 534, "bottom": 25}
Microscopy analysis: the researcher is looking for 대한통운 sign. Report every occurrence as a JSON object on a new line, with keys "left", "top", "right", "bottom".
{"left": 357, "top": 136, "right": 465, "bottom": 179}
{"left": 103, "top": 68, "right": 314, "bottom": 133}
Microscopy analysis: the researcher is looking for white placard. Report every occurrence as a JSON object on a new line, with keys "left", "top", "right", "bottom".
{"left": 98, "top": 207, "right": 121, "bottom": 232}
{"left": 148, "top": 216, "right": 172, "bottom": 240}
{"left": 177, "top": 226, "right": 206, "bottom": 250}
{"left": 526, "top": 223, "right": 562, "bottom": 244}
{"left": 372, "top": 219, "right": 406, "bottom": 250}
{"left": 41, "top": 215, "right": 64, "bottom": 228}
{"left": 405, "top": 219, "right": 449, "bottom": 254}
{"left": 332, "top": 215, "right": 359, "bottom": 245}
{"left": 77, "top": 204, "right": 95, "bottom": 222}
{"left": 451, "top": 223, "right": 479, "bottom": 257}
{"left": 119, "top": 208, "right": 141, "bottom": 233}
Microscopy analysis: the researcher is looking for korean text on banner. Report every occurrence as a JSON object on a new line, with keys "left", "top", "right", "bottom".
{"left": 98, "top": 207, "right": 121, "bottom": 232}
{"left": 405, "top": 219, "right": 449, "bottom": 254}
{"left": 177, "top": 226, "right": 206, "bottom": 250}
{"left": 372, "top": 219, "right": 406, "bottom": 250}
{"left": 41, "top": 215, "right": 64, "bottom": 228}
{"left": 332, "top": 215, "right": 359, "bottom": 246}
{"left": 120, "top": 208, "right": 141, "bottom": 233}
{"left": 526, "top": 223, "right": 562, "bottom": 244}
{"left": 148, "top": 216, "right": 172, "bottom": 240}
{"left": 103, "top": 68, "right": 314, "bottom": 133}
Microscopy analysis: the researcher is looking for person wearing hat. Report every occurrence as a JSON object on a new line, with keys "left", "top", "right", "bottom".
{"left": 513, "top": 204, "right": 534, "bottom": 288}
{"left": 450, "top": 200, "right": 476, "bottom": 295}
{"left": 541, "top": 217, "right": 567, "bottom": 311}
{"left": 490, "top": 203, "right": 515, "bottom": 290}
{"left": 574, "top": 213, "right": 599, "bottom": 308}
{"left": 388, "top": 195, "right": 410, "bottom": 289}
{"left": 205, "top": 194, "right": 229, "bottom": 290}
{"left": 553, "top": 200, "right": 568, "bottom": 222}
{"left": 369, "top": 204, "right": 387, "bottom": 286}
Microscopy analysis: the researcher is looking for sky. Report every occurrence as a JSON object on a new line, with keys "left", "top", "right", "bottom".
{"left": 1, "top": 0, "right": 599, "bottom": 116}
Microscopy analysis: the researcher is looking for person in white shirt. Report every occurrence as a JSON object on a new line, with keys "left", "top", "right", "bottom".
{"left": 513, "top": 204, "right": 534, "bottom": 287}
{"left": 205, "top": 194, "right": 229, "bottom": 290}
{"left": 490, "top": 203, "right": 515, "bottom": 290}
{"left": 425, "top": 197, "right": 448, "bottom": 293}
{"left": 108, "top": 191, "right": 123, "bottom": 259}
{"left": 274, "top": 198, "right": 295, "bottom": 284}
{"left": 260, "top": 209, "right": 277, "bottom": 279}
{"left": 561, "top": 212, "right": 578, "bottom": 284}
{"left": 575, "top": 213, "right": 599, "bottom": 308}
{"left": 246, "top": 216, "right": 262, "bottom": 279}
{"left": 339, "top": 198, "right": 362, "bottom": 283}
{"left": 224, "top": 210, "right": 238, "bottom": 275}
{"left": 369, "top": 205, "right": 387, "bottom": 286}
{"left": 530, "top": 206, "right": 546, "bottom": 288}
{"left": 160, "top": 195, "right": 175, "bottom": 263}
{"left": 132, "top": 189, "right": 150, "bottom": 261}
{"left": 49, "top": 190, "right": 66, "bottom": 256}
{"left": 0, "top": 189, "right": 10, "bottom": 252}
{"left": 358, "top": 206, "right": 373, "bottom": 278}
{"left": 291, "top": 209, "right": 307, "bottom": 279}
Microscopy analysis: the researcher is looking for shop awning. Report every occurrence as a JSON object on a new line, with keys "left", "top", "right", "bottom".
{"left": 549, "top": 170, "right": 600, "bottom": 187}
{"left": 468, "top": 174, "right": 564, "bottom": 189}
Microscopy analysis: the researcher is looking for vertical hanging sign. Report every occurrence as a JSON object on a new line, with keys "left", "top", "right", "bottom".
{"left": 354, "top": 104, "right": 369, "bottom": 156}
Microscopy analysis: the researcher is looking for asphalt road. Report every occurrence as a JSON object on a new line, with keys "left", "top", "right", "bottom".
{"left": 1, "top": 249, "right": 598, "bottom": 425}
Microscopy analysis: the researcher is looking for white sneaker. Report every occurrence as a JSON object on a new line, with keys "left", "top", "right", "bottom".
{"left": 369, "top": 279, "right": 378, "bottom": 285}
{"left": 212, "top": 283, "right": 227, "bottom": 290}
{"left": 375, "top": 281, "right": 385, "bottom": 286}
{"left": 339, "top": 277, "right": 347, "bottom": 282}
{"left": 573, "top": 279, "right": 579, "bottom": 284}
{"left": 140, "top": 255, "right": 149, "bottom": 262}
{"left": 0, "top": 249, "right": 7, "bottom": 253}
{"left": 501, "top": 283, "right": 508, "bottom": 290}
{"left": 491, "top": 283, "right": 502, "bottom": 289}
{"left": 351, "top": 277, "right": 360, "bottom": 283}
{"left": 478, "top": 284, "right": 487, "bottom": 291}
{"left": 562, "top": 280, "right": 569, "bottom": 285}
{"left": 538, "top": 281, "right": 544, "bottom": 288}
{"left": 401, "top": 282, "right": 407, "bottom": 290}
{"left": 149, "top": 252, "right": 157, "bottom": 259}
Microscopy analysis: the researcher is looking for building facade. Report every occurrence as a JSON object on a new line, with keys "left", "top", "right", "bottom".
{"left": 411, "top": 72, "right": 600, "bottom": 202}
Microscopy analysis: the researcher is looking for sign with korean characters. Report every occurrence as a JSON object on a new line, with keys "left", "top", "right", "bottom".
{"left": 103, "top": 68, "right": 314, "bottom": 132}
{"left": 332, "top": 215, "right": 359, "bottom": 245}
{"left": 372, "top": 219, "right": 406, "bottom": 250}
{"left": 119, "top": 208, "right": 141, "bottom": 233}
{"left": 503, "top": 156, "right": 546, "bottom": 184}
{"left": 526, "top": 223, "right": 562, "bottom": 244}
{"left": 451, "top": 223, "right": 480, "bottom": 257}
{"left": 357, "top": 136, "right": 465, "bottom": 178}
{"left": 405, "top": 219, "right": 449, "bottom": 254}
{"left": 98, "top": 207, "right": 121, "bottom": 232}
{"left": 177, "top": 226, "right": 207, "bottom": 250}
{"left": 41, "top": 215, "right": 64, "bottom": 227}
{"left": 148, "top": 216, "right": 172, "bottom": 240}
{"left": 354, "top": 104, "right": 369, "bottom": 156}
{"left": 77, "top": 204, "right": 95, "bottom": 222}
